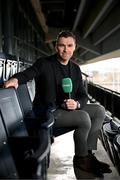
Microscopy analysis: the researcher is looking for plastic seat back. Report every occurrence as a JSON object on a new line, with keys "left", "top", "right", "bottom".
{"left": 17, "top": 83, "right": 33, "bottom": 116}
{"left": 0, "top": 114, "right": 19, "bottom": 179}
{"left": 0, "top": 87, "right": 51, "bottom": 179}
{"left": 0, "top": 87, "right": 28, "bottom": 137}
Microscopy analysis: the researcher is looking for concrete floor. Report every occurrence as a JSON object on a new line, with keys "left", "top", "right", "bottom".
{"left": 48, "top": 131, "right": 120, "bottom": 180}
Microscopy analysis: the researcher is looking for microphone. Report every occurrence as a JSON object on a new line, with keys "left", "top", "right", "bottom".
{"left": 62, "top": 78, "right": 73, "bottom": 99}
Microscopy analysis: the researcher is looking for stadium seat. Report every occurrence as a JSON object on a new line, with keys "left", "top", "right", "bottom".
{"left": 102, "top": 120, "right": 120, "bottom": 171}
{"left": 0, "top": 87, "right": 51, "bottom": 179}
{"left": 0, "top": 114, "right": 19, "bottom": 179}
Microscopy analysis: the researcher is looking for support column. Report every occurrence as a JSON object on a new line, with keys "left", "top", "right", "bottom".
{"left": 3, "top": 0, "right": 14, "bottom": 54}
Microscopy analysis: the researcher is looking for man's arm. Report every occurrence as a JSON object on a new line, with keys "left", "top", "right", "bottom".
{"left": 4, "top": 58, "right": 44, "bottom": 88}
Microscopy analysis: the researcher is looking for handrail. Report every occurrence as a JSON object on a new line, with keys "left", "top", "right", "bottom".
{"left": 89, "top": 81, "right": 120, "bottom": 96}
{"left": 81, "top": 71, "right": 90, "bottom": 78}
{"left": 87, "top": 82, "right": 120, "bottom": 121}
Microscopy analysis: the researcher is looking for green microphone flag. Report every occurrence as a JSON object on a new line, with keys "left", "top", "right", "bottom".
{"left": 62, "top": 78, "right": 73, "bottom": 98}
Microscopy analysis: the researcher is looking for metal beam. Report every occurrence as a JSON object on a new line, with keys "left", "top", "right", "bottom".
{"left": 83, "top": 0, "right": 114, "bottom": 38}
{"left": 72, "top": 0, "right": 86, "bottom": 31}
{"left": 76, "top": 35, "right": 101, "bottom": 55}
{"left": 30, "top": 0, "right": 48, "bottom": 33}
{"left": 79, "top": 4, "right": 120, "bottom": 57}
{"left": 84, "top": 49, "right": 120, "bottom": 65}
{"left": 92, "top": 5, "right": 120, "bottom": 45}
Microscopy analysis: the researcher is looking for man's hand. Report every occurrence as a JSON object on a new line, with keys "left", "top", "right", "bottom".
{"left": 4, "top": 78, "right": 19, "bottom": 89}
{"left": 64, "top": 99, "right": 78, "bottom": 110}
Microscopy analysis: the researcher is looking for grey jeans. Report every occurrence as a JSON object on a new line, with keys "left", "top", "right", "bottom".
{"left": 53, "top": 103, "right": 105, "bottom": 157}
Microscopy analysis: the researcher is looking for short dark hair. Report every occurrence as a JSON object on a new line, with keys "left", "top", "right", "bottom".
{"left": 56, "top": 30, "right": 76, "bottom": 44}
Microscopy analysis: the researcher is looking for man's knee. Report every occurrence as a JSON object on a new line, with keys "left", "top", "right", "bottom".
{"left": 94, "top": 104, "right": 105, "bottom": 118}
{"left": 84, "top": 103, "right": 105, "bottom": 117}
{"left": 75, "top": 110, "right": 91, "bottom": 130}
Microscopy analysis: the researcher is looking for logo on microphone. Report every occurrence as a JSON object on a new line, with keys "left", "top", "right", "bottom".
{"left": 62, "top": 78, "right": 73, "bottom": 98}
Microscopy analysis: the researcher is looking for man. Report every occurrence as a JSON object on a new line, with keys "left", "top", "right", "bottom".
{"left": 4, "top": 31, "right": 111, "bottom": 176}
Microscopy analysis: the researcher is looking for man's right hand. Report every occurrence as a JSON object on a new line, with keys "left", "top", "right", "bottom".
{"left": 4, "top": 78, "right": 19, "bottom": 89}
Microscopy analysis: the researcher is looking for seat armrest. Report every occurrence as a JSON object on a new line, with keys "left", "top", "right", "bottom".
{"left": 24, "top": 110, "right": 54, "bottom": 130}
{"left": 41, "top": 112, "right": 54, "bottom": 129}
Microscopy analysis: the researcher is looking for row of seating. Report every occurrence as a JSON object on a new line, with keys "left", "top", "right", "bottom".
{"left": 0, "top": 53, "right": 31, "bottom": 84}
{"left": 88, "top": 82, "right": 120, "bottom": 120}
{"left": 0, "top": 86, "right": 53, "bottom": 179}
{"left": 102, "top": 119, "right": 120, "bottom": 174}
{"left": 89, "top": 93, "right": 120, "bottom": 175}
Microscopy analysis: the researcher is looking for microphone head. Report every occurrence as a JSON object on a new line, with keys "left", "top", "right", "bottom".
{"left": 62, "top": 78, "right": 73, "bottom": 93}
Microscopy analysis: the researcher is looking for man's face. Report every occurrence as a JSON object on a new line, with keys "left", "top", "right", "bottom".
{"left": 55, "top": 37, "right": 76, "bottom": 63}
